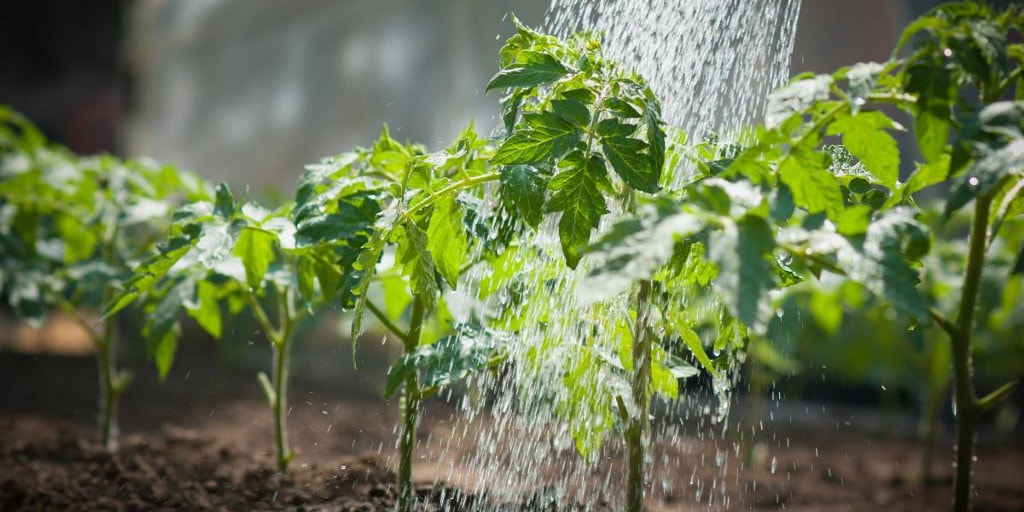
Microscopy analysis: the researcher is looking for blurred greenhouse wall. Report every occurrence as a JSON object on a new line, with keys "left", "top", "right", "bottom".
{"left": 124, "top": 0, "right": 550, "bottom": 191}
{"left": 121, "top": 0, "right": 953, "bottom": 193}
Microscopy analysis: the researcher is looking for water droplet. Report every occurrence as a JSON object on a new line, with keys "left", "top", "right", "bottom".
{"left": 770, "top": 456, "right": 778, "bottom": 474}
{"left": 969, "top": 176, "right": 979, "bottom": 187}
{"left": 943, "top": 47, "right": 953, "bottom": 57}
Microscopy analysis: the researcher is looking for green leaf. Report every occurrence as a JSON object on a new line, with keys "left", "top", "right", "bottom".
{"left": 578, "top": 202, "right": 702, "bottom": 303}
{"left": 499, "top": 165, "right": 548, "bottom": 228}
{"left": 486, "top": 51, "right": 568, "bottom": 91}
{"left": 214, "top": 183, "right": 234, "bottom": 219}
{"left": 766, "top": 75, "right": 832, "bottom": 128}
{"left": 843, "top": 62, "right": 885, "bottom": 114}
{"left": 426, "top": 195, "right": 468, "bottom": 288}
{"left": 904, "top": 59, "right": 952, "bottom": 163}
{"left": 385, "top": 328, "right": 502, "bottom": 399}
{"left": 827, "top": 111, "right": 901, "bottom": 189}
{"left": 149, "top": 330, "right": 178, "bottom": 381}
{"left": 595, "top": 119, "right": 637, "bottom": 138}
{"left": 186, "top": 280, "right": 223, "bottom": 338}
{"left": 674, "top": 323, "right": 717, "bottom": 377}
{"left": 491, "top": 112, "right": 580, "bottom": 165}
{"left": 551, "top": 99, "right": 590, "bottom": 127}
{"left": 145, "top": 277, "right": 195, "bottom": 379}
{"left": 707, "top": 216, "right": 776, "bottom": 334}
{"left": 233, "top": 227, "right": 277, "bottom": 289}
{"left": 836, "top": 204, "right": 874, "bottom": 235}
{"left": 297, "top": 256, "right": 317, "bottom": 304}
{"left": 945, "top": 138, "right": 1024, "bottom": 218}
{"left": 546, "top": 152, "right": 610, "bottom": 268}
{"left": 903, "top": 153, "right": 951, "bottom": 197}
{"left": 350, "top": 230, "right": 387, "bottom": 340}
{"left": 779, "top": 149, "right": 843, "bottom": 219}
{"left": 394, "top": 220, "right": 438, "bottom": 311}
{"left": 643, "top": 87, "right": 666, "bottom": 176}
{"left": 601, "top": 136, "right": 660, "bottom": 193}
{"left": 603, "top": 97, "right": 641, "bottom": 118}
{"left": 651, "top": 346, "right": 680, "bottom": 400}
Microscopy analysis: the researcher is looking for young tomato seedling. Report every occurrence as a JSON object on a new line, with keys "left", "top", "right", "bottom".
{"left": 1, "top": 107, "right": 210, "bottom": 452}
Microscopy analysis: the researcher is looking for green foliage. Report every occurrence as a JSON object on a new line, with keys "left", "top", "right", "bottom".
{"left": 577, "top": 4, "right": 1023, "bottom": 511}
{"left": 0, "top": 106, "right": 211, "bottom": 450}
{"left": 489, "top": 15, "right": 666, "bottom": 267}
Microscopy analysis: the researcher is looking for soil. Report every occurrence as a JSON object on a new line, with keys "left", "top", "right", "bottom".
{"left": 1, "top": 336, "right": 1023, "bottom": 511}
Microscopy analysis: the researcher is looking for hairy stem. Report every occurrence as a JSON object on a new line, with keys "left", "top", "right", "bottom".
{"left": 249, "top": 288, "right": 297, "bottom": 473}
{"left": 627, "top": 279, "right": 653, "bottom": 512}
{"left": 951, "top": 194, "right": 992, "bottom": 512}
{"left": 398, "top": 296, "right": 426, "bottom": 512}
{"left": 98, "top": 227, "right": 122, "bottom": 452}
{"left": 271, "top": 329, "right": 293, "bottom": 473}
{"left": 97, "top": 315, "right": 120, "bottom": 452}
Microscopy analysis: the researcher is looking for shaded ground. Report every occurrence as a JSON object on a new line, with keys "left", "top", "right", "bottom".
{"left": 1, "top": 343, "right": 1022, "bottom": 511}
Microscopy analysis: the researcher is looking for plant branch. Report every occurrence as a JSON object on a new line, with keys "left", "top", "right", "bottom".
{"left": 365, "top": 299, "right": 412, "bottom": 345}
{"left": 929, "top": 308, "right": 960, "bottom": 340}
{"left": 247, "top": 292, "right": 281, "bottom": 344}
{"left": 398, "top": 171, "right": 501, "bottom": 222}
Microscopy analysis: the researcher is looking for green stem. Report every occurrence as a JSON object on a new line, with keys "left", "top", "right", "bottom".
{"left": 950, "top": 194, "right": 992, "bottom": 512}
{"left": 398, "top": 296, "right": 426, "bottom": 512}
{"left": 97, "top": 226, "right": 122, "bottom": 452}
{"left": 626, "top": 280, "right": 653, "bottom": 512}
{"left": 365, "top": 299, "right": 412, "bottom": 345}
{"left": 97, "top": 314, "right": 121, "bottom": 452}
{"left": 249, "top": 288, "right": 297, "bottom": 473}
{"left": 398, "top": 171, "right": 500, "bottom": 222}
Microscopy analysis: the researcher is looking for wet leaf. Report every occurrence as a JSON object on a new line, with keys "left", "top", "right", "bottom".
{"left": 828, "top": 111, "right": 901, "bottom": 189}
{"left": 766, "top": 75, "right": 832, "bottom": 128}
{"left": 426, "top": 195, "right": 468, "bottom": 288}
{"left": 780, "top": 149, "right": 843, "bottom": 219}
{"left": 491, "top": 112, "right": 580, "bottom": 165}
{"left": 486, "top": 51, "right": 568, "bottom": 92}
{"left": 499, "top": 165, "right": 547, "bottom": 228}
{"left": 233, "top": 227, "right": 277, "bottom": 290}
{"left": 707, "top": 216, "right": 776, "bottom": 334}
{"left": 601, "top": 136, "right": 660, "bottom": 193}
{"left": 946, "top": 138, "right": 1024, "bottom": 218}
{"left": 546, "top": 152, "right": 610, "bottom": 268}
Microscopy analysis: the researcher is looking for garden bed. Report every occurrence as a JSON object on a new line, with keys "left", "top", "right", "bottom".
{"left": 2, "top": 349, "right": 1022, "bottom": 512}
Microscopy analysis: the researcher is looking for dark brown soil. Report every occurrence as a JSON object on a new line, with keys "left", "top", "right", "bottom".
{"left": 1, "top": 344, "right": 1022, "bottom": 511}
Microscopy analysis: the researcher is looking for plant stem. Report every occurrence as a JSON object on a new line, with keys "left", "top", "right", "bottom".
{"left": 626, "top": 279, "right": 653, "bottom": 512}
{"left": 950, "top": 194, "right": 992, "bottom": 512}
{"left": 398, "top": 296, "right": 426, "bottom": 512}
{"left": 249, "top": 288, "right": 297, "bottom": 473}
{"left": 98, "top": 228, "right": 122, "bottom": 452}
{"left": 97, "top": 315, "right": 120, "bottom": 452}
{"left": 365, "top": 299, "right": 412, "bottom": 345}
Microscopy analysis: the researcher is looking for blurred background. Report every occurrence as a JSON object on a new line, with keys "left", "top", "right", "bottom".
{"left": 3, "top": 0, "right": 957, "bottom": 191}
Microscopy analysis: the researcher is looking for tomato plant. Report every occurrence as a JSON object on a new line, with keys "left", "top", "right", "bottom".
{"left": 0, "top": 107, "right": 210, "bottom": 451}
{"left": 307, "top": 125, "right": 506, "bottom": 510}
{"left": 581, "top": 3, "right": 1024, "bottom": 511}
{"left": 104, "top": 181, "right": 338, "bottom": 473}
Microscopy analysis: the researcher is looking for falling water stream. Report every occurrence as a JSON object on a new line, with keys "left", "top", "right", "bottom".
{"left": 426, "top": 1, "right": 803, "bottom": 509}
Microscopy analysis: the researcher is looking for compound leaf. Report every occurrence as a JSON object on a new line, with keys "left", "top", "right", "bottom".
{"left": 491, "top": 112, "right": 580, "bottom": 165}
{"left": 426, "top": 195, "right": 468, "bottom": 288}
{"left": 827, "top": 111, "right": 901, "bottom": 189}
{"left": 546, "top": 153, "right": 610, "bottom": 268}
